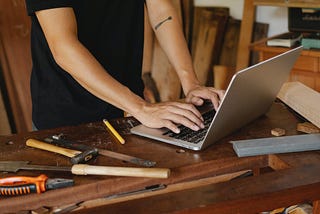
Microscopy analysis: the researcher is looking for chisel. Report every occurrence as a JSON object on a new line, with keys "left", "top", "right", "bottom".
{"left": 0, "top": 161, "right": 170, "bottom": 178}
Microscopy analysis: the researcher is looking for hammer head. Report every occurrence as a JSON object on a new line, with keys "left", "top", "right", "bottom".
{"left": 44, "top": 136, "right": 99, "bottom": 164}
{"left": 70, "top": 148, "right": 99, "bottom": 164}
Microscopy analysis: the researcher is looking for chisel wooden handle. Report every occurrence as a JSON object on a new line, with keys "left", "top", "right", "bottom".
{"left": 26, "top": 139, "right": 81, "bottom": 158}
{"left": 71, "top": 164, "right": 170, "bottom": 179}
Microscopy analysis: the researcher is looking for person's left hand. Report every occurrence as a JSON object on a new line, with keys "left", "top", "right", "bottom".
{"left": 185, "top": 86, "right": 225, "bottom": 110}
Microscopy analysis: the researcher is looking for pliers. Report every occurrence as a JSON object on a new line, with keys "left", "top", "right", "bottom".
{"left": 0, "top": 174, "right": 74, "bottom": 196}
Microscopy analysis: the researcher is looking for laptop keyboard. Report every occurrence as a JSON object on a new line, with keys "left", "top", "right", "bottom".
{"left": 162, "top": 109, "right": 216, "bottom": 144}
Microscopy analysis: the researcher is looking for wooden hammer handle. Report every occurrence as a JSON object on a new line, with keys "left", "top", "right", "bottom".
{"left": 71, "top": 164, "right": 170, "bottom": 178}
{"left": 26, "top": 139, "right": 81, "bottom": 158}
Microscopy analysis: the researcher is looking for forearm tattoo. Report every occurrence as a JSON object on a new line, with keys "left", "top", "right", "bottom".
{"left": 154, "top": 16, "right": 172, "bottom": 30}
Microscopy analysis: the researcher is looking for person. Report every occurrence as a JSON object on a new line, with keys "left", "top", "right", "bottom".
{"left": 25, "top": 0, "right": 224, "bottom": 133}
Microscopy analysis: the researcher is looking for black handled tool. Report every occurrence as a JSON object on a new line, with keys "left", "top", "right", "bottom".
{"left": 0, "top": 174, "right": 73, "bottom": 196}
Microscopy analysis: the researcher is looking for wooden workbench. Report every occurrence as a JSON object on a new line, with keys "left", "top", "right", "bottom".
{"left": 0, "top": 101, "right": 320, "bottom": 213}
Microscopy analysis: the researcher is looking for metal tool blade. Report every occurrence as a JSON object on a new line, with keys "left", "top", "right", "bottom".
{"left": 98, "top": 149, "right": 156, "bottom": 167}
{"left": 0, "top": 161, "right": 71, "bottom": 172}
{"left": 46, "top": 178, "right": 74, "bottom": 190}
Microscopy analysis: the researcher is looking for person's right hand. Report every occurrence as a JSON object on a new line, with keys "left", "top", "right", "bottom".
{"left": 133, "top": 101, "right": 205, "bottom": 134}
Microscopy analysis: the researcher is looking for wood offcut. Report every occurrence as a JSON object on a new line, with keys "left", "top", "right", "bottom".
{"left": 277, "top": 82, "right": 320, "bottom": 129}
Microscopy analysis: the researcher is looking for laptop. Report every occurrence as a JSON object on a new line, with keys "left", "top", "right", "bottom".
{"left": 131, "top": 46, "right": 303, "bottom": 151}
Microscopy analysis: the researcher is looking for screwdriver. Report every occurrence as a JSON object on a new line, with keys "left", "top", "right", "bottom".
{"left": 0, "top": 174, "right": 74, "bottom": 196}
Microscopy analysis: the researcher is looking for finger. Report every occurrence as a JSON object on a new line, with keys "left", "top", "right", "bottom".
{"left": 210, "top": 96, "right": 220, "bottom": 110}
{"left": 203, "top": 89, "right": 224, "bottom": 110}
{"left": 211, "top": 89, "right": 226, "bottom": 108}
{"left": 189, "top": 96, "right": 204, "bottom": 106}
{"left": 189, "top": 89, "right": 220, "bottom": 110}
{"left": 162, "top": 120, "right": 180, "bottom": 134}
{"left": 164, "top": 105, "right": 204, "bottom": 131}
{"left": 170, "top": 102, "right": 203, "bottom": 122}
{"left": 163, "top": 112, "right": 202, "bottom": 131}
{"left": 216, "top": 90, "right": 225, "bottom": 100}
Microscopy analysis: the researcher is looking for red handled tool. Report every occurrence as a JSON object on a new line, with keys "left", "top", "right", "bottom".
{"left": 0, "top": 174, "right": 74, "bottom": 196}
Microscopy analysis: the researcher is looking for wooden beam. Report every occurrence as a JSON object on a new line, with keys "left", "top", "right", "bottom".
{"left": 213, "top": 65, "right": 235, "bottom": 90}
{"left": 236, "top": 0, "right": 256, "bottom": 71}
{"left": 0, "top": 0, "right": 32, "bottom": 132}
{"left": 277, "top": 82, "right": 320, "bottom": 128}
{"left": 192, "top": 7, "right": 229, "bottom": 86}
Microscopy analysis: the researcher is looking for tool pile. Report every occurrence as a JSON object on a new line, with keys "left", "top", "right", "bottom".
{"left": 0, "top": 132, "right": 170, "bottom": 197}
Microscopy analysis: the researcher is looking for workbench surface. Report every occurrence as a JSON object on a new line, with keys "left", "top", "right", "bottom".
{"left": 0, "top": 101, "right": 320, "bottom": 213}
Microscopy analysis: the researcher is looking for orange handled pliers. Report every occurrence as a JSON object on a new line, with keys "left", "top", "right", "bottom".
{"left": 0, "top": 174, "right": 73, "bottom": 196}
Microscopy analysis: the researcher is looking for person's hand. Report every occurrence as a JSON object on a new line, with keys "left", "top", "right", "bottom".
{"left": 134, "top": 101, "right": 205, "bottom": 134}
{"left": 185, "top": 85, "right": 225, "bottom": 110}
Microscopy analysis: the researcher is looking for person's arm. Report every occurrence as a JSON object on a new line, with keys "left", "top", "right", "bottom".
{"left": 36, "top": 8, "right": 144, "bottom": 114}
{"left": 35, "top": 7, "right": 203, "bottom": 133}
{"left": 145, "top": 0, "right": 224, "bottom": 109}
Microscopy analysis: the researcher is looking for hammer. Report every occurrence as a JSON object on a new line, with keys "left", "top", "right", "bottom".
{"left": 26, "top": 139, "right": 98, "bottom": 164}
{"left": 44, "top": 135, "right": 156, "bottom": 167}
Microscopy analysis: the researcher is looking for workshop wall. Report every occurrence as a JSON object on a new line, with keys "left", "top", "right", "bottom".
{"left": 195, "top": 0, "right": 288, "bottom": 36}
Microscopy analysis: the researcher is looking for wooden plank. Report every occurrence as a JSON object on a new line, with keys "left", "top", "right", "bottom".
{"left": 151, "top": 40, "right": 181, "bottom": 101}
{"left": 216, "top": 18, "right": 268, "bottom": 88}
{"left": 213, "top": 65, "right": 234, "bottom": 90}
{"left": 277, "top": 82, "right": 320, "bottom": 128}
{"left": 180, "top": 0, "right": 194, "bottom": 47}
{"left": 76, "top": 170, "right": 251, "bottom": 210}
{"left": 0, "top": 0, "right": 32, "bottom": 132}
{"left": 191, "top": 7, "right": 229, "bottom": 86}
{"left": 219, "top": 18, "right": 241, "bottom": 67}
{"left": 77, "top": 164, "right": 320, "bottom": 214}
{"left": 297, "top": 122, "right": 320, "bottom": 134}
{"left": 250, "top": 22, "right": 269, "bottom": 65}
{"left": 236, "top": 0, "right": 255, "bottom": 71}
{"left": 214, "top": 18, "right": 240, "bottom": 89}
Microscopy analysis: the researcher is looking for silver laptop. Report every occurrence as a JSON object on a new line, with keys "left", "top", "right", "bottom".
{"left": 131, "top": 46, "right": 303, "bottom": 150}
